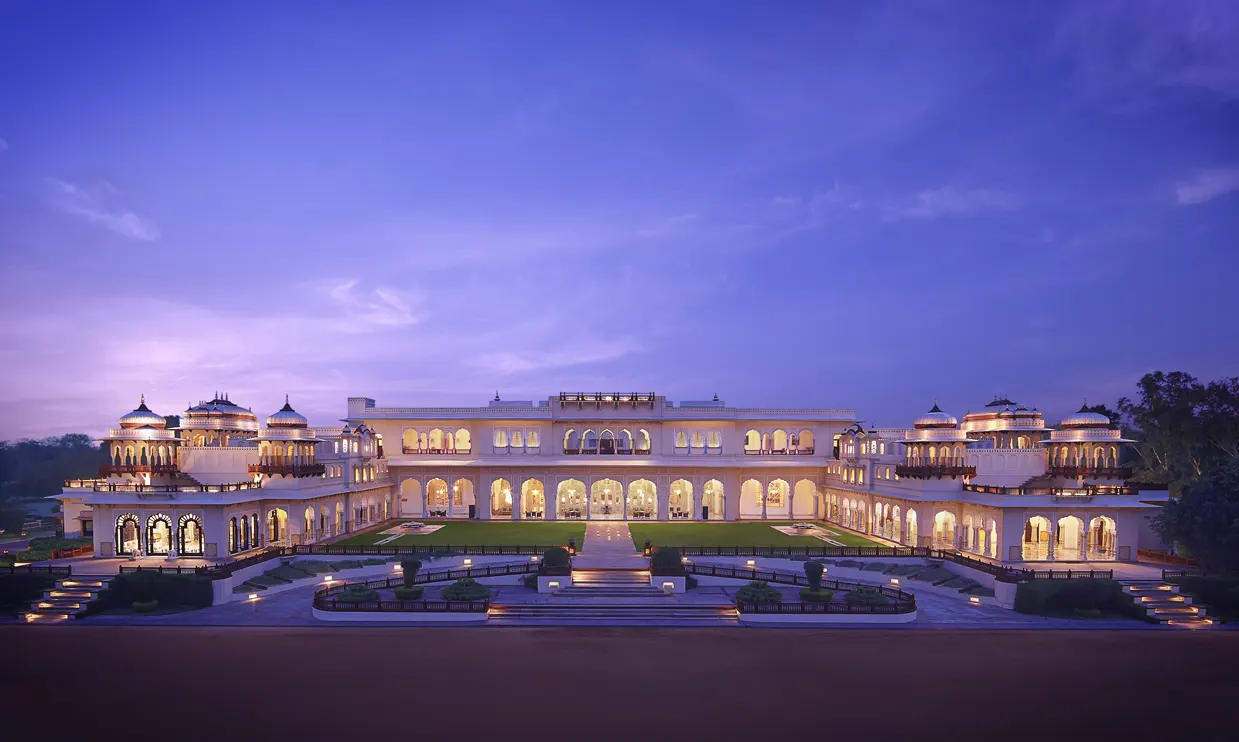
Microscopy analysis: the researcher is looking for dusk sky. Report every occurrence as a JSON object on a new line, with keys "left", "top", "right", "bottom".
{"left": 2, "top": 1, "right": 1238, "bottom": 439}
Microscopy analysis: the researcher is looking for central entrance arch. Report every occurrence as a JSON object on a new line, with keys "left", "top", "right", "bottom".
{"left": 590, "top": 478, "right": 623, "bottom": 520}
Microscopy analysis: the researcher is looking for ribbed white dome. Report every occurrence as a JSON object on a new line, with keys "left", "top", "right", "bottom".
{"left": 1059, "top": 403, "right": 1112, "bottom": 429}
{"left": 913, "top": 402, "right": 958, "bottom": 429}
{"left": 265, "top": 396, "right": 308, "bottom": 428}
{"left": 119, "top": 395, "right": 165, "bottom": 429}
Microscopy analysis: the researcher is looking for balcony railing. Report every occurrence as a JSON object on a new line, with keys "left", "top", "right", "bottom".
{"left": 99, "top": 463, "right": 178, "bottom": 476}
{"left": 895, "top": 459, "right": 976, "bottom": 480}
{"left": 562, "top": 447, "right": 653, "bottom": 456}
{"left": 249, "top": 462, "right": 326, "bottom": 478}
{"left": 744, "top": 448, "right": 816, "bottom": 456}
{"left": 1048, "top": 465, "right": 1132, "bottom": 479}
{"left": 401, "top": 447, "right": 472, "bottom": 455}
{"left": 963, "top": 483, "right": 1142, "bottom": 496}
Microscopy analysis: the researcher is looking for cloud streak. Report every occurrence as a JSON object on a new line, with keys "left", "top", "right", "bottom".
{"left": 1176, "top": 168, "right": 1239, "bottom": 205}
{"left": 44, "top": 178, "right": 161, "bottom": 241}
{"left": 891, "top": 187, "right": 1022, "bottom": 219}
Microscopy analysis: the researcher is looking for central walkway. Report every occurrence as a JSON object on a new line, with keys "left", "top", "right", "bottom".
{"left": 574, "top": 522, "right": 645, "bottom": 569}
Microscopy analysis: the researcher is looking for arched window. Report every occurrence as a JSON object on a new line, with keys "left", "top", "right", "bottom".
{"left": 618, "top": 429, "right": 633, "bottom": 452}
{"left": 772, "top": 429, "right": 788, "bottom": 452}
{"left": 454, "top": 428, "right": 471, "bottom": 452}
{"left": 583, "top": 429, "right": 598, "bottom": 453}
{"left": 494, "top": 429, "right": 508, "bottom": 447}
{"left": 744, "top": 430, "right": 761, "bottom": 453}
{"left": 799, "top": 430, "right": 815, "bottom": 453}
{"left": 491, "top": 479, "right": 513, "bottom": 516}
{"left": 564, "top": 428, "right": 580, "bottom": 453}
{"left": 403, "top": 429, "right": 418, "bottom": 451}
{"left": 599, "top": 429, "right": 615, "bottom": 454}
{"left": 229, "top": 517, "right": 238, "bottom": 553}
{"left": 526, "top": 430, "right": 539, "bottom": 448}
{"left": 707, "top": 431, "right": 721, "bottom": 449}
{"left": 429, "top": 428, "right": 444, "bottom": 451}
{"left": 511, "top": 430, "right": 524, "bottom": 448}
{"left": 240, "top": 515, "right": 250, "bottom": 551}
{"left": 636, "top": 429, "right": 651, "bottom": 453}
{"left": 675, "top": 431, "right": 688, "bottom": 448}
{"left": 690, "top": 431, "right": 704, "bottom": 449}
{"left": 178, "top": 514, "right": 204, "bottom": 555}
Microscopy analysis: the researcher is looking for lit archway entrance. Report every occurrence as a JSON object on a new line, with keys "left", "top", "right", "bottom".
{"left": 491, "top": 479, "right": 513, "bottom": 518}
{"left": 116, "top": 513, "right": 140, "bottom": 557}
{"left": 627, "top": 479, "right": 656, "bottom": 519}
{"left": 146, "top": 514, "right": 172, "bottom": 556}
{"left": 791, "top": 480, "right": 816, "bottom": 519}
{"left": 268, "top": 508, "right": 288, "bottom": 543}
{"left": 591, "top": 479, "right": 623, "bottom": 520}
{"left": 740, "top": 479, "right": 763, "bottom": 519}
{"left": 905, "top": 510, "right": 918, "bottom": 546}
{"left": 932, "top": 511, "right": 956, "bottom": 550}
{"left": 703, "top": 479, "right": 724, "bottom": 520}
{"left": 426, "top": 479, "right": 449, "bottom": 517}
{"left": 766, "top": 479, "right": 790, "bottom": 518}
{"left": 558, "top": 479, "right": 585, "bottom": 519}
{"left": 522, "top": 479, "right": 545, "bottom": 519}
{"left": 1087, "top": 516, "right": 1117, "bottom": 560}
{"left": 178, "top": 514, "right": 204, "bottom": 555}
{"left": 400, "top": 479, "right": 423, "bottom": 517}
{"left": 1023, "top": 516, "right": 1050, "bottom": 561}
{"left": 1057, "top": 516, "right": 1083, "bottom": 561}
{"left": 669, "top": 480, "right": 693, "bottom": 519}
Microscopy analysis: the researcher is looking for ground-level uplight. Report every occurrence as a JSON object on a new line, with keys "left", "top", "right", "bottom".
{"left": 548, "top": 581, "right": 560, "bottom": 589}
{"left": 969, "top": 596, "right": 981, "bottom": 606}
{"left": 463, "top": 558, "right": 473, "bottom": 566}
{"left": 323, "top": 576, "right": 333, "bottom": 583}
{"left": 662, "top": 582, "right": 675, "bottom": 591}
{"left": 745, "top": 559, "right": 756, "bottom": 568}
{"left": 530, "top": 555, "right": 539, "bottom": 562}
{"left": 394, "top": 563, "right": 403, "bottom": 571}
{"left": 890, "top": 578, "right": 900, "bottom": 587}
{"left": 248, "top": 593, "right": 259, "bottom": 601}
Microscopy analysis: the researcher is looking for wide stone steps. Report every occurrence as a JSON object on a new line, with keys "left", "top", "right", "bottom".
{"left": 488, "top": 603, "right": 739, "bottom": 625}
{"left": 22, "top": 576, "right": 111, "bottom": 623}
{"left": 1119, "top": 580, "right": 1214, "bottom": 626}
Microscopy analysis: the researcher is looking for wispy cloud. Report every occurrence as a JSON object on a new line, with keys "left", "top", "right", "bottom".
{"left": 891, "top": 186, "right": 1022, "bottom": 219}
{"left": 320, "top": 279, "right": 424, "bottom": 330}
{"left": 1175, "top": 167, "right": 1239, "bottom": 205}
{"left": 0, "top": 136, "right": 8, "bottom": 153}
{"left": 43, "top": 177, "right": 161, "bottom": 241}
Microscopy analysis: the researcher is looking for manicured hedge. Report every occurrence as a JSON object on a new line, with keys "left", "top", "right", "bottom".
{"left": 845, "top": 587, "right": 889, "bottom": 606}
{"left": 81, "top": 572, "right": 213, "bottom": 617}
{"left": 799, "top": 588, "right": 834, "bottom": 603}
{"left": 441, "top": 578, "right": 489, "bottom": 601}
{"left": 1169, "top": 576, "right": 1239, "bottom": 623}
{"left": 394, "top": 586, "right": 425, "bottom": 601}
{"left": 542, "top": 547, "right": 570, "bottom": 568}
{"left": 736, "top": 580, "right": 781, "bottom": 605}
{"left": 1014, "top": 579, "right": 1147, "bottom": 620}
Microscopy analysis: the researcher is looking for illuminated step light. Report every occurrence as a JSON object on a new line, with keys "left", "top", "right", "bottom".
{"left": 662, "top": 582, "right": 675, "bottom": 591}
{"left": 548, "top": 581, "right": 560, "bottom": 589}
{"left": 745, "top": 559, "right": 756, "bottom": 568}
{"left": 969, "top": 596, "right": 982, "bottom": 606}
{"left": 463, "top": 558, "right": 473, "bottom": 566}
{"left": 323, "top": 576, "right": 333, "bottom": 583}
{"left": 890, "top": 578, "right": 900, "bottom": 587}
{"left": 394, "top": 564, "right": 403, "bottom": 571}
{"left": 530, "top": 556, "right": 539, "bottom": 562}
{"left": 248, "top": 593, "right": 259, "bottom": 601}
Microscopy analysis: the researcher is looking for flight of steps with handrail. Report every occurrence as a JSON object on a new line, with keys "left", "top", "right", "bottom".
{"left": 1119, "top": 580, "right": 1213, "bottom": 627}
{"left": 22, "top": 576, "right": 111, "bottom": 623}
{"left": 488, "top": 568, "right": 739, "bottom": 625}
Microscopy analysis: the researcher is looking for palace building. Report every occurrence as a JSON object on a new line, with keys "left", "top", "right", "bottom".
{"left": 56, "top": 392, "right": 1168, "bottom": 564}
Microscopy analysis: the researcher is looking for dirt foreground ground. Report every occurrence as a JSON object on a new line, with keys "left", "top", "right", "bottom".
{"left": 4, "top": 626, "right": 1235, "bottom": 740}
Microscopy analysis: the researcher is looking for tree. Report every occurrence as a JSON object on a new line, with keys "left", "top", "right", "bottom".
{"left": 1152, "top": 461, "right": 1239, "bottom": 573}
{"left": 0, "top": 435, "right": 109, "bottom": 504}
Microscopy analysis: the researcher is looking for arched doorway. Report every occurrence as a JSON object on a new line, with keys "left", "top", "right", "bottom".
{"left": 426, "top": 479, "right": 449, "bottom": 517}
{"left": 628, "top": 479, "right": 656, "bottom": 519}
{"left": 116, "top": 513, "right": 140, "bottom": 556}
{"left": 522, "top": 479, "right": 546, "bottom": 519}
{"left": 669, "top": 480, "right": 693, "bottom": 519}
{"left": 558, "top": 479, "right": 585, "bottom": 519}
{"left": 590, "top": 479, "right": 623, "bottom": 520}
{"left": 766, "top": 479, "right": 790, "bottom": 518}
{"left": 178, "top": 514, "right": 204, "bottom": 555}
{"left": 146, "top": 513, "right": 172, "bottom": 555}
{"left": 268, "top": 508, "right": 288, "bottom": 543}
{"left": 1023, "top": 516, "right": 1050, "bottom": 560}
{"left": 932, "top": 511, "right": 956, "bottom": 550}
{"left": 905, "top": 510, "right": 918, "bottom": 546}
{"left": 453, "top": 478, "right": 475, "bottom": 517}
{"left": 792, "top": 479, "right": 816, "bottom": 519}
{"left": 1087, "top": 516, "right": 1117, "bottom": 560}
{"left": 740, "top": 479, "right": 763, "bottom": 519}
{"left": 703, "top": 479, "right": 724, "bottom": 520}
{"left": 491, "top": 479, "right": 513, "bottom": 518}
{"left": 1057, "top": 516, "right": 1084, "bottom": 561}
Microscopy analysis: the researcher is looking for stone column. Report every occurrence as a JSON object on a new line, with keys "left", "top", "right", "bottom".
{"left": 1046, "top": 521, "right": 1056, "bottom": 562}
{"left": 512, "top": 478, "right": 522, "bottom": 521}
{"left": 761, "top": 479, "right": 768, "bottom": 521}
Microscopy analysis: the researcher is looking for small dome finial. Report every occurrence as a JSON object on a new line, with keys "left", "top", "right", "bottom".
{"left": 494, "top": 390, "right": 500, "bottom": 401}
{"left": 285, "top": 393, "right": 290, "bottom": 404}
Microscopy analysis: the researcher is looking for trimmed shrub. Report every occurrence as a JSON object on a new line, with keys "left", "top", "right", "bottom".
{"left": 1014, "top": 579, "right": 1146, "bottom": 620}
{"left": 0, "top": 573, "right": 56, "bottom": 616}
{"left": 651, "top": 546, "right": 682, "bottom": 569}
{"left": 735, "top": 580, "right": 781, "bottom": 605}
{"left": 542, "top": 547, "right": 570, "bottom": 568}
{"left": 799, "top": 588, "right": 834, "bottom": 603}
{"left": 845, "top": 587, "right": 889, "bottom": 606}
{"left": 28, "top": 537, "right": 91, "bottom": 551}
{"left": 685, "top": 575, "right": 698, "bottom": 590}
{"left": 860, "top": 562, "right": 891, "bottom": 572}
{"left": 363, "top": 558, "right": 386, "bottom": 566}
{"left": 334, "top": 586, "right": 379, "bottom": 603}
{"left": 1169, "top": 576, "right": 1239, "bottom": 623}
{"left": 394, "top": 586, "right": 425, "bottom": 601}
{"left": 441, "top": 578, "right": 490, "bottom": 602}
{"left": 132, "top": 600, "right": 160, "bottom": 613}
{"left": 400, "top": 558, "right": 422, "bottom": 588}
{"left": 803, "top": 561, "right": 825, "bottom": 590}
{"left": 520, "top": 574, "right": 538, "bottom": 590}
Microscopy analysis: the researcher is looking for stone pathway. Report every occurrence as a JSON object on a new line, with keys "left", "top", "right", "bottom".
{"left": 574, "top": 522, "right": 646, "bottom": 569}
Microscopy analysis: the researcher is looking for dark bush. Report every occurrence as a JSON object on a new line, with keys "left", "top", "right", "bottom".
{"left": 1014, "top": 579, "right": 1146, "bottom": 619}
{"left": 0, "top": 574, "right": 56, "bottom": 615}
{"left": 441, "top": 578, "right": 490, "bottom": 601}
{"left": 1169, "top": 576, "right": 1239, "bottom": 623}
{"left": 804, "top": 561, "right": 825, "bottom": 590}
{"left": 393, "top": 586, "right": 425, "bottom": 601}
{"left": 400, "top": 558, "right": 422, "bottom": 587}
{"left": 542, "top": 547, "right": 570, "bottom": 568}
{"left": 334, "top": 586, "right": 379, "bottom": 603}
{"left": 651, "top": 547, "right": 682, "bottom": 569}
{"left": 521, "top": 574, "right": 538, "bottom": 590}
{"left": 28, "top": 537, "right": 91, "bottom": 551}
{"left": 845, "top": 587, "right": 889, "bottom": 606}
{"left": 132, "top": 599, "right": 160, "bottom": 613}
{"left": 103, "top": 572, "right": 213, "bottom": 611}
{"left": 685, "top": 575, "right": 698, "bottom": 590}
{"left": 735, "top": 580, "right": 781, "bottom": 605}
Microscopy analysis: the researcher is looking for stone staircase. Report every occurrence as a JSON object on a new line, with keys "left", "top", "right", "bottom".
{"left": 487, "top": 568, "right": 739, "bottom": 625}
{"left": 22, "top": 576, "right": 111, "bottom": 623}
{"left": 1119, "top": 580, "right": 1214, "bottom": 627}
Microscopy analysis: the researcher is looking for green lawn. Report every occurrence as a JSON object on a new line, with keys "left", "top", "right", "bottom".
{"left": 335, "top": 520, "right": 586, "bottom": 547}
{"left": 628, "top": 521, "right": 882, "bottom": 548}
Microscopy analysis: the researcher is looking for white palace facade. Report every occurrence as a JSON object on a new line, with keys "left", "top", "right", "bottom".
{"left": 56, "top": 392, "right": 1169, "bottom": 564}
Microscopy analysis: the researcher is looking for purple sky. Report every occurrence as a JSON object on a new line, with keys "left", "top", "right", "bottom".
{"left": 2, "top": 1, "right": 1238, "bottom": 439}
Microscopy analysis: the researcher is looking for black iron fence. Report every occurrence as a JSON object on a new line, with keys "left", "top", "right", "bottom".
{"left": 1, "top": 564, "right": 72, "bottom": 577}
{"left": 311, "top": 566, "right": 520, "bottom": 612}
{"left": 685, "top": 562, "right": 915, "bottom": 603}
{"left": 736, "top": 600, "right": 915, "bottom": 615}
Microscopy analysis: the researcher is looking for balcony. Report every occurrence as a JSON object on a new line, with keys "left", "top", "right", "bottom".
{"left": 563, "top": 447, "right": 652, "bottom": 456}
{"left": 402, "top": 447, "right": 471, "bottom": 455}
{"left": 99, "top": 463, "right": 178, "bottom": 476}
{"left": 1048, "top": 465, "right": 1132, "bottom": 480}
{"left": 744, "top": 448, "right": 816, "bottom": 456}
{"left": 964, "top": 483, "right": 1142, "bottom": 497}
{"left": 249, "top": 462, "right": 326, "bottom": 478}
{"left": 895, "top": 459, "right": 977, "bottom": 480}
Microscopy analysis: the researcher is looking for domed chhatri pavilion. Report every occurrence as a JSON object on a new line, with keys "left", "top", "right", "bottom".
{"left": 58, "top": 391, "right": 1167, "bottom": 565}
